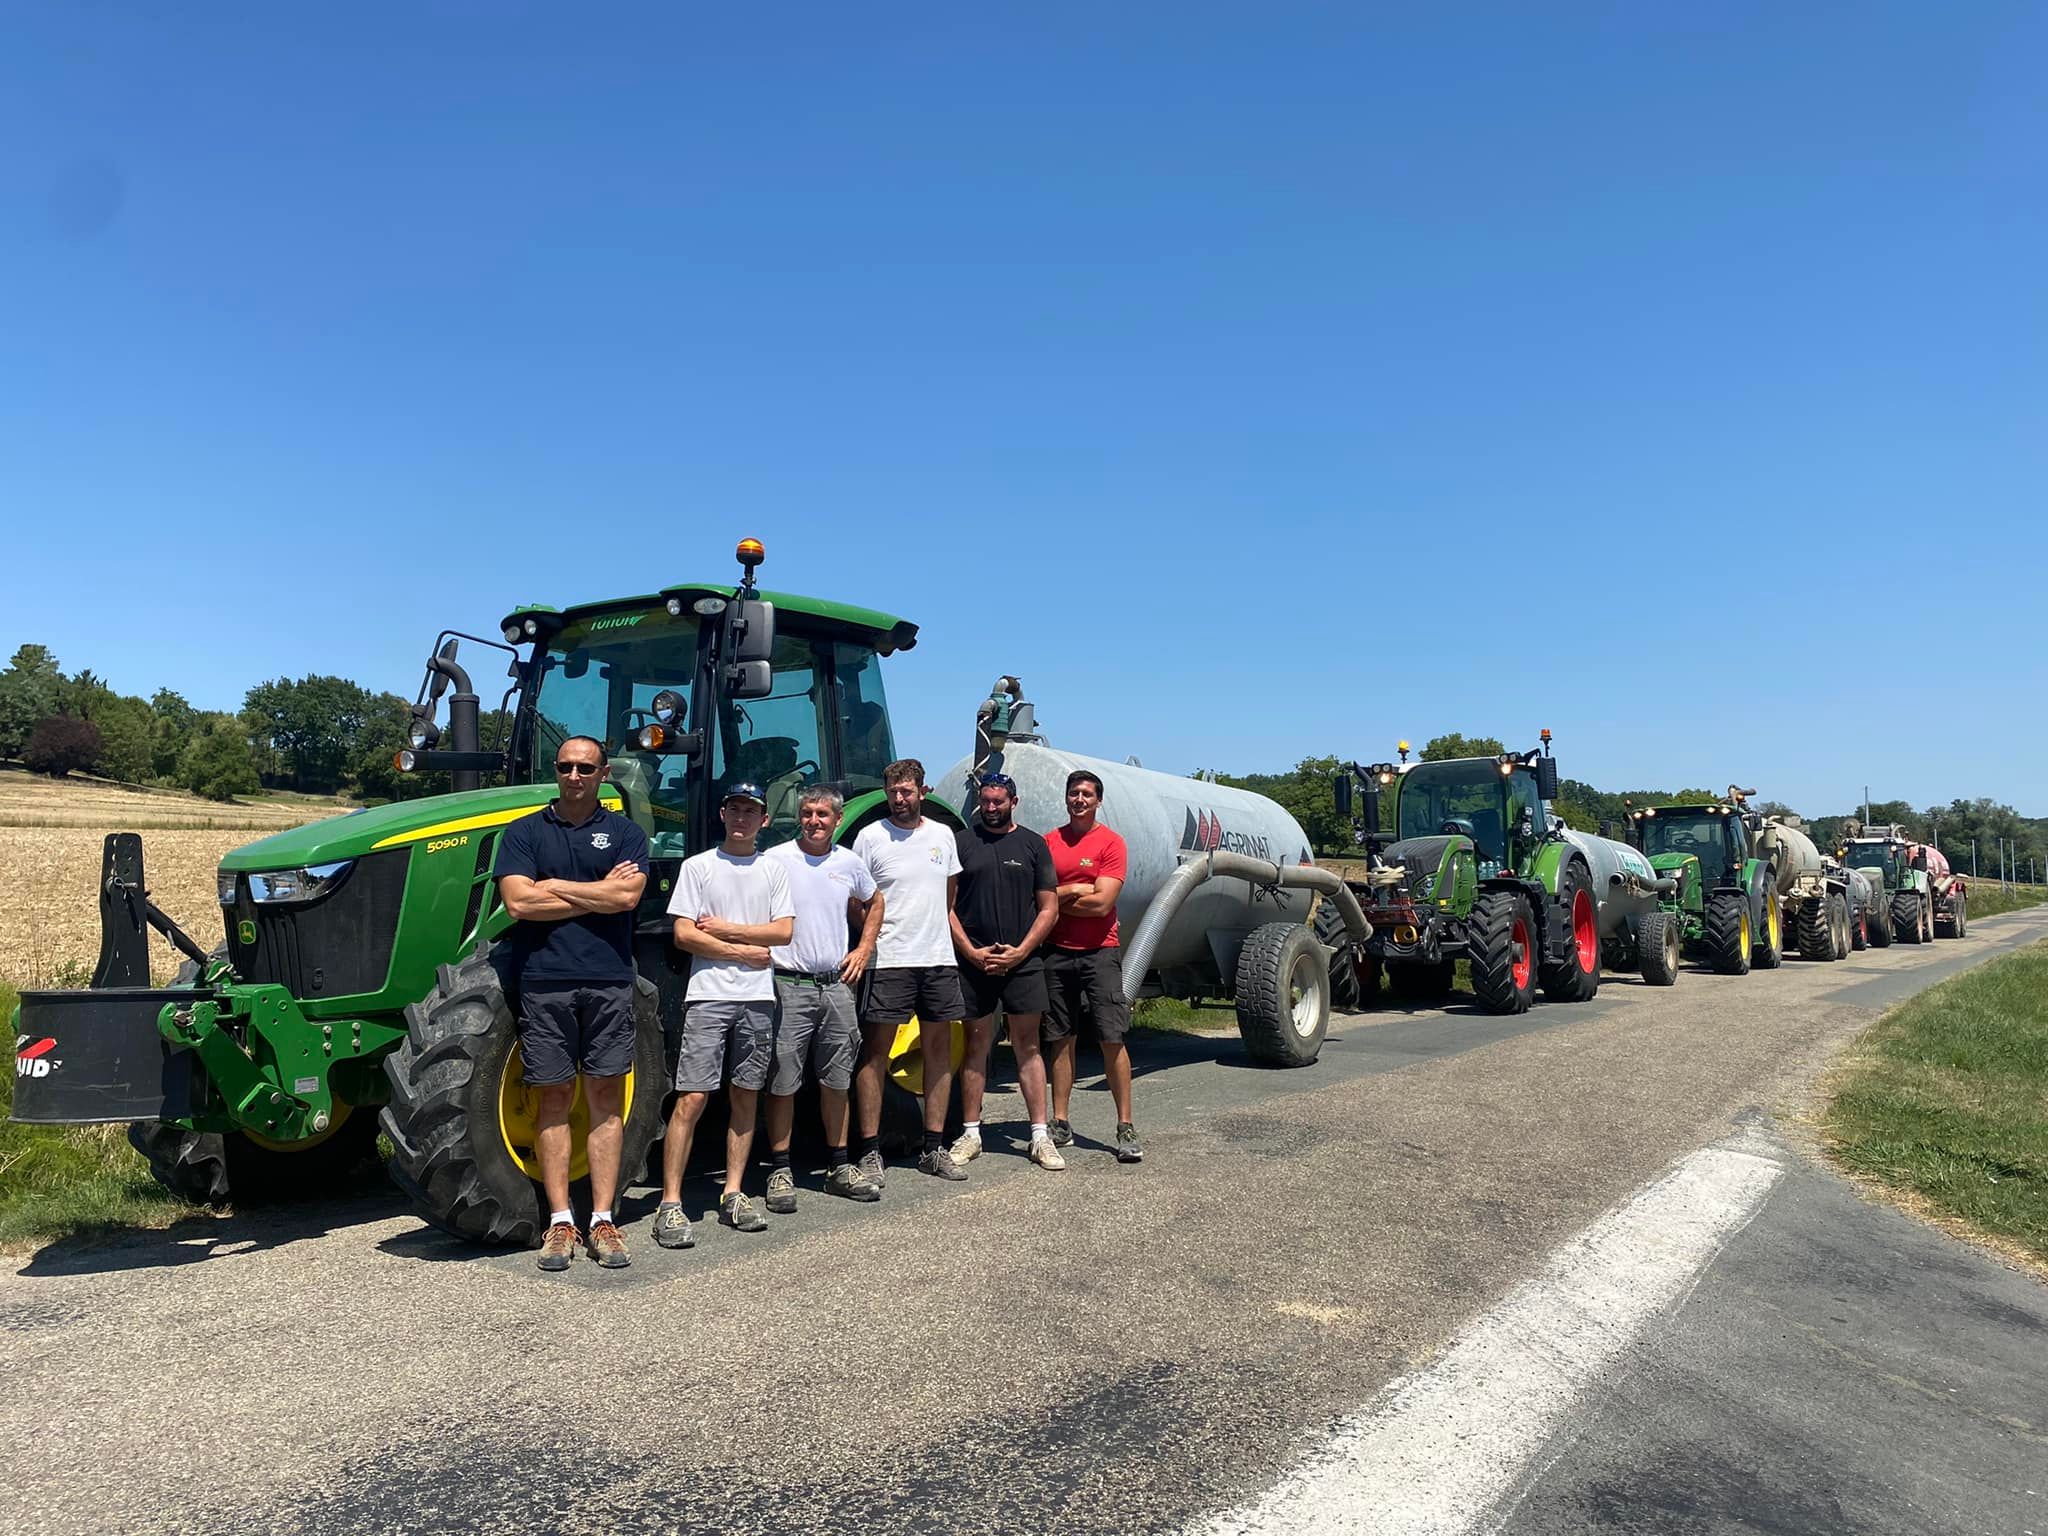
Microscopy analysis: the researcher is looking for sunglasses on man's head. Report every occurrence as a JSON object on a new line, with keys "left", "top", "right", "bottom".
{"left": 555, "top": 761, "right": 602, "bottom": 777}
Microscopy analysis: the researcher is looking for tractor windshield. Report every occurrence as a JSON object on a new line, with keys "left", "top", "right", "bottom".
{"left": 1641, "top": 811, "right": 1736, "bottom": 885}
{"left": 1845, "top": 842, "right": 1899, "bottom": 882}
{"left": 1398, "top": 762, "right": 1510, "bottom": 870}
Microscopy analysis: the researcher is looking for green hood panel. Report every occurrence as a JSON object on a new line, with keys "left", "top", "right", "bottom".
{"left": 219, "top": 784, "right": 620, "bottom": 872}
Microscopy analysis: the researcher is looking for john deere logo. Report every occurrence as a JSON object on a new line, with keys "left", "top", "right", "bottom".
{"left": 238, "top": 919, "right": 257, "bottom": 945}
{"left": 1181, "top": 807, "right": 1273, "bottom": 860}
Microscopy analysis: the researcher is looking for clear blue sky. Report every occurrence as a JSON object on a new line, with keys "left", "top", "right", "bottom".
{"left": 5, "top": 4, "right": 2043, "bottom": 816}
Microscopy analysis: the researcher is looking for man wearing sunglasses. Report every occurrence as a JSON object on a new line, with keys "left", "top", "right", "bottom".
{"left": 493, "top": 734, "right": 651, "bottom": 1273}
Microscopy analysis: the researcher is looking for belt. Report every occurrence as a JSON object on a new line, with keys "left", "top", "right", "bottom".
{"left": 774, "top": 968, "right": 841, "bottom": 988}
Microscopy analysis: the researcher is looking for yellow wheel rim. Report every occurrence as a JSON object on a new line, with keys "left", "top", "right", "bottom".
{"left": 1766, "top": 897, "right": 1781, "bottom": 950}
{"left": 1740, "top": 908, "right": 1752, "bottom": 952}
{"left": 887, "top": 1015, "right": 965, "bottom": 1098}
{"left": 498, "top": 1043, "right": 636, "bottom": 1183}
{"left": 244, "top": 1097, "right": 354, "bottom": 1154}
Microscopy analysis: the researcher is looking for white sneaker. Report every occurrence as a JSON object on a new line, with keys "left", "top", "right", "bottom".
{"left": 1029, "top": 1133, "right": 1067, "bottom": 1171}
{"left": 948, "top": 1129, "right": 983, "bottom": 1164}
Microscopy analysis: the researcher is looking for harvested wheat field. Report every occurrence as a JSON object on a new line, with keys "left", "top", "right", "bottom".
{"left": 0, "top": 772, "right": 349, "bottom": 986}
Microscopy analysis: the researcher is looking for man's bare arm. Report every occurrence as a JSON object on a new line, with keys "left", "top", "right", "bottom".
{"left": 499, "top": 874, "right": 577, "bottom": 920}
{"left": 546, "top": 862, "right": 647, "bottom": 914}
{"left": 695, "top": 913, "right": 796, "bottom": 945}
{"left": 672, "top": 915, "right": 773, "bottom": 968}
{"left": 841, "top": 892, "right": 885, "bottom": 985}
{"left": 1062, "top": 876, "right": 1124, "bottom": 917}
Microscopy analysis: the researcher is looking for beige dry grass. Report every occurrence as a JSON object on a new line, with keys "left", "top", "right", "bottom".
{"left": 0, "top": 770, "right": 349, "bottom": 986}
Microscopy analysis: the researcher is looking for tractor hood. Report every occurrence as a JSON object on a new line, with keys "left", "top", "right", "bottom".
{"left": 218, "top": 783, "right": 620, "bottom": 872}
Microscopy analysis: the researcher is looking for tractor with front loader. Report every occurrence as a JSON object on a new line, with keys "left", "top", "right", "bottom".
{"left": 1332, "top": 733, "right": 1603, "bottom": 1014}
{"left": 9, "top": 539, "right": 964, "bottom": 1244}
{"left": 1624, "top": 788, "right": 1785, "bottom": 974}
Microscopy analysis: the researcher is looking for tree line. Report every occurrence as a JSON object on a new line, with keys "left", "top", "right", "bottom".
{"left": 0, "top": 643, "right": 465, "bottom": 803}
{"left": 1205, "top": 733, "right": 2048, "bottom": 878}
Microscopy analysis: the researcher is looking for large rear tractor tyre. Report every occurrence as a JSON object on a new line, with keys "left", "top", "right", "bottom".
{"left": 1637, "top": 912, "right": 1681, "bottom": 987}
{"left": 1313, "top": 896, "right": 1373, "bottom": 1012}
{"left": 1796, "top": 898, "right": 1833, "bottom": 961}
{"left": 1469, "top": 891, "right": 1537, "bottom": 1015}
{"left": 1866, "top": 901, "right": 1894, "bottom": 948}
{"left": 1386, "top": 959, "right": 1455, "bottom": 1003}
{"left": 1540, "top": 864, "right": 1601, "bottom": 1003}
{"left": 381, "top": 952, "right": 666, "bottom": 1246}
{"left": 1234, "top": 921, "right": 1330, "bottom": 1067}
{"left": 1891, "top": 892, "right": 1925, "bottom": 945}
{"left": 1705, "top": 892, "right": 1752, "bottom": 976}
{"left": 1752, "top": 889, "right": 1785, "bottom": 969}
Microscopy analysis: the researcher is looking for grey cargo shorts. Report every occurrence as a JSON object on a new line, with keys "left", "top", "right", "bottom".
{"left": 675, "top": 998, "right": 776, "bottom": 1094}
{"left": 770, "top": 976, "right": 859, "bottom": 1096}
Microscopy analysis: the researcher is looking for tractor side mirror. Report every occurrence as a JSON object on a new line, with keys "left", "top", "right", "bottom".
{"left": 731, "top": 600, "right": 777, "bottom": 665}
{"left": 1535, "top": 756, "right": 1560, "bottom": 800}
{"left": 1333, "top": 774, "right": 1354, "bottom": 820}
{"left": 1360, "top": 780, "right": 1381, "bottom": 834}
{"left": 728, "top": 659, "right": 773, "bottom": 700}
{"left": 1599, "top": 820, "right": 1615, "bottom": 840}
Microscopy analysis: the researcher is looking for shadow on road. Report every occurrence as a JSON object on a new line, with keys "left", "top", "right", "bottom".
{"left": 13, "top": 1186, "right": 403, "bottom": 1279}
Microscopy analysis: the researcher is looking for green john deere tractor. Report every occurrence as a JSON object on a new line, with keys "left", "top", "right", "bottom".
{"left": 1623, "top": 788, "right": 1783, "bottom": 975}
{"left": 10, "top": 539, "right": 961, "bottom": 1243}
{"left": 1335, "top": 733, "right": 1601, "bottom": 1014}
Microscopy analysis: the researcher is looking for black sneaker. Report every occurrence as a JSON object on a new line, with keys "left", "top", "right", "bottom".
{"left": 916, "top": 1147, "right": 968, "bottom": 1182}
{"left": 1049, "top": 1119, "right": 1074, "bottom": 1148}
{"left": 1116, "top": 1122, "right": 1144, "bottom": 1163}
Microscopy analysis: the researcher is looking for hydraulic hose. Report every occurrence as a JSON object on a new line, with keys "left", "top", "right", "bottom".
{"left": 1121, "top": 852, "right": 1374, "bottom": 988}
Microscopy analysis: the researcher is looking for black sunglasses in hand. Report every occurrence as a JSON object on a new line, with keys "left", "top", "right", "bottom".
{"left": 555, "top": 762, "right": 602, "bottom": 777}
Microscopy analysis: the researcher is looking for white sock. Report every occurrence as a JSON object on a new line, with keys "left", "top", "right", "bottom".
{"left": 589, "top": 1209, "right": 612, "bottom": 1226}
{"left": 550, "top": 1208, "right": 573, "bottom": 1227}
{"left": 964, "top": 1121, "right": 981, "bottom": 1137}
{"left": 1031, "top": 1122, "right": 1048, "bottom": 1138}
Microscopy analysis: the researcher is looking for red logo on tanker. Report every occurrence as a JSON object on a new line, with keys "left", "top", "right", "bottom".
{"left": 14, "top": 1035, "right": 59, "bottom": 1079}
{"left": 1180, "top": 807, "right": 1273, "bottom": 860}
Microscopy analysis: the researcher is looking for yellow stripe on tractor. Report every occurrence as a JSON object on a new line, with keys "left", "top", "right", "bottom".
{"left": 370, "top": 794, "right": 623, "bottom": 851}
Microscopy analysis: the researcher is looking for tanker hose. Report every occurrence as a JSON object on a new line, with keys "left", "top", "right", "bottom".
{"left": 1120, "top": 852, "right": 1374, "bottom": 989}
{"left": 1617, "top": 872, "right": 1677, "bottom": 897}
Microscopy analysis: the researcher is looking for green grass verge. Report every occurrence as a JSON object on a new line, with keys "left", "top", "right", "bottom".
{"left": 1130, "top": 996, "right": 1228, "bottom": 1034}
{"left": 1, "top": 980, "right": 199, "bottom": 1248}
{"left": 1823, "top": 941, "right": 2048, "bottom": 1262}
{"left": 1959, "top": 884, "right": 2048, "bottom": 920}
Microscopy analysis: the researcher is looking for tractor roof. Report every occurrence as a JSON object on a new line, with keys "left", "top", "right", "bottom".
{"left": 503, "top": 584, "right": 921, "bottom": 654}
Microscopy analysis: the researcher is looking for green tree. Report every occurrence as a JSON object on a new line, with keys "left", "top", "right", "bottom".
{"left": 1418, "top": 733, "right": 1507, "bottom": 762}
{"left": 149, "top": 689, "right": 198, "bottom": 780}
{"left": 180, "top": 715, "right": 261, "bottom": 801}
{"left": 1204, "top": 755, "right": 1352, "bottom": 856}
{"left": 93, "top": 695, "right": 156, "bottom": 783}
{"left": 0, "top": 644, "right": 64, "bottom": 760}
{"left": 242, "top": 674, "right": 379, "bottom": 792}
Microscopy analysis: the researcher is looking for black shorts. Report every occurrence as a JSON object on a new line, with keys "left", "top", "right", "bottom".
{"left": 1042, "top": 947, "right": 1130, "bottom": 1044}
{"left": 863, "top": 965, "right": 968, "bottom": 1029}
{"left": 960, "top": 956, "right": 1049, "bottom": 1021}
{"left": 518, "top": 981, "right": 636, "bottom": 1085}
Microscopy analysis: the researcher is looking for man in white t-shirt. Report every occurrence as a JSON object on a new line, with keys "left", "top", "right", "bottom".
{"left": 760, "top": 784, "right": 885, "bottom": 1211}
{"left": 656, "top": 782, "right": 795, "bottom": 1246}
{"left": 851, "top": 758, "right": 967, "bottom": 1185}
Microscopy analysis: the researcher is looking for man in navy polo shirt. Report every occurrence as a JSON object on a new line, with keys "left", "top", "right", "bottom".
{"left": 494, "top": 734, "right": 650, "bottom": 1273}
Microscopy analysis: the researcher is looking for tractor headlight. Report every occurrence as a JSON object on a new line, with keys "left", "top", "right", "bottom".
{"left": 503, "top": 623, "right": 524, "bottom": 644}
{"left": 217, "top": 871, "right": 238, "bottom": 905}
{"left": 246, "top": 861, "right": 355, "bottom": 905}
{"left": 650, "top": 688, "right": 686, "bottom": 725}
{"left": 407, "top": 718, "right": 438, "bottom": 750}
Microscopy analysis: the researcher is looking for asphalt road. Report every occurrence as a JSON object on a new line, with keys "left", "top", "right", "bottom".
{"left": 3, "top": 907, "right": 2043, "bottom": 1536}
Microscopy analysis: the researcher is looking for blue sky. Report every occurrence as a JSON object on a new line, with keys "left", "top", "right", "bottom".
{"left": 5, "top": 3, "right": 2043, "bottom": 815}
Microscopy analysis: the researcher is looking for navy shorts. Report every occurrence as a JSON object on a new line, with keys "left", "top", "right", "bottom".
{"left": 518, "top": 982, "right": 636, "bottom": 1085}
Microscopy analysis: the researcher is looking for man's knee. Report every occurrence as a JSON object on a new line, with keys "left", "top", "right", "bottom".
{"left": 536, "top": 1081, "right": 577, "bottom": 1120}
{"left": 669, "top": 1090, "right": 709, "bottom": 1125}
{"left": 584, "top": 1074, "right": 626, "bottom": 1117}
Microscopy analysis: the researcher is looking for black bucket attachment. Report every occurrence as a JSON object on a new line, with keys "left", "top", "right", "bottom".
{"left": 12, "top": 989, "right": 203, "bottom": 1125}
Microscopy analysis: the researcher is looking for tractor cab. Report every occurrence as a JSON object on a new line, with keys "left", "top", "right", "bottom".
{"left": 1632, "top": 805, "right": 1748, "bottom": 889}
{"left": 1841, "top": 831, "right": 1908, "bottom": 892}
{"left": 1391, "top": 757, "right": 1550, "bottom": 879}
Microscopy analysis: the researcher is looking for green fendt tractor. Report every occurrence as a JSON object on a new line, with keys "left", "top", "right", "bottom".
{"left": 1623, "top": 788, "right": 1783, "bottom": 975}
{"left": 11, "top": 540, "right": 958, "bottom": 1243}
{"left": 1335, "top": 733, "right": 1602, "bottom": 1014}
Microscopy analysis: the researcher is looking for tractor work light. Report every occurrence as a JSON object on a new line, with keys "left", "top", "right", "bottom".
{"left": 650, "top": 689, "right": 685, "bottom": 725}
{"left": 247, "top": 861, "right": 355, "bottom": 905}
{"left": 1498, "top": 757, "right": 1515, "bottom": 777}
{"left": 736, "top": 537, "right": 766, "bottom": 568}
{"left": 503, "top": 623, "right": 524, "bottom": 644}
{"left": 1643, "top": 807, "right": 1656, "bottom": 817}
{"left": 407, "top": 719, "right": 438, "bottom": 750}
{"left": 666, "top": 596, "right": 685, "bottom": 617}
{"left": 522, "top": 617, "right": 539, "bottom": 638}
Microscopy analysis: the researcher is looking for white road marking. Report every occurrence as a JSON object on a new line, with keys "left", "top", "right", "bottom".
{"left": 1195, "top": 1128, "right": 1785, "bottom": 1536}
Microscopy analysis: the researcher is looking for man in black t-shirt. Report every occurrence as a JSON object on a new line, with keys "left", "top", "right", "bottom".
{"left": 947, "top": 773, "right": 1063, "bottom": 1170}
{"left": 493, "top": 734, "right": 649, "bottom": 1273}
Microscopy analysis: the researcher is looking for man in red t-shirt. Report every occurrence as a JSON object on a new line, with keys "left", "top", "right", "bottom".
{"left": 1042, "top": 769, "right": 1142, "bottom": 1163}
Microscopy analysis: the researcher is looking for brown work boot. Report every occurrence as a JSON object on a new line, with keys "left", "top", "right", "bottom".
{"left": 537, "top": 1220, "right": 580, "bottom": 1272}
{"left": 584, "top": 1219, "right": 630, "bottom": 1269}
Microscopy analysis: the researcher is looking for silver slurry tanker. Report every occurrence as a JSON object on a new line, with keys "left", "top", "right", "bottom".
{"left": 1753, "top": 810, "right": 1855, "bottom": 962}
{"left": 938, "top": 679, "right": 1373, "bottom": 1069}
{"left": 1554, "top": 822, "right": 1682, "bottom": 985}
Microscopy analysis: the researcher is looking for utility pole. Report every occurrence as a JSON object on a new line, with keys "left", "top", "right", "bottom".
{"left": 1863, "top": 785, "right": 1870, "bottom": 825}
{"left": 1971, "top": 838, "right": 1978, "bottom": 879}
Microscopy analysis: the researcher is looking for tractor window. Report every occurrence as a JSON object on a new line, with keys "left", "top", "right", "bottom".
{"left": 1641, "top": 813, "right": 1730, "bottom": 884}
{"left": 711, "top": 634, "right": 831, "bottom": 850}
{"left": 1398, "top": 764, "right": 1509, "bottom": 872}
{"left": 530, "top": 610, "right": 701, "bottom": 770}
{"left": 1846, "top": 843, "right": 1898, "bottom": 881}
{"left": 1506, "top": 770, "right": 1543, "bottom": 867}
{"left": 832, "top": 641, "right": 897, "bottom": 795}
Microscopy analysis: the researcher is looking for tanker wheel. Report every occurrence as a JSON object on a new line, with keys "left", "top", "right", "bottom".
{"left": 1752, "top": 889, "right": 1785, "bottom": 969}
{"left": 1386, "top": 959, "right": 1455, "bottom": 1003}
{"left": 1890, "top": 891, "right": 1925, "bottom": 944}
{"left": 1539, "top": 863, "right": 1600, "bottom": 1003}
{"left": 1637, "top": 912, "right": 1680, "bottom": 987}
{"left": 1850, "top": 907, "right": 1868, "bottom": 952}
{"left": 1866, "top": 900, "right": 1894, "bottom": 948}
{"left": 1313, "top": 896, "right": 1374, "bottom": 1012}
{"left": 1830, "top": 894, "right": 1851, "bottom": 959}
{"left": 1468, "top": 891, "right": 1536, "bottom": 1015}
{"left": 381, "top": 951, "right": 666, "bottom": 1246}
{"left": 1935, "top": 894, "right": 1964, "bottom": 939}
{"left": 1233, "top": 921, "right": 1330, "bottom": 1067}
{"left": 1796, "top": 898, "right": 1833, "bottom": 961}
{"left": 1705, "top": 892, "right": 1752, "bottom": 975}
